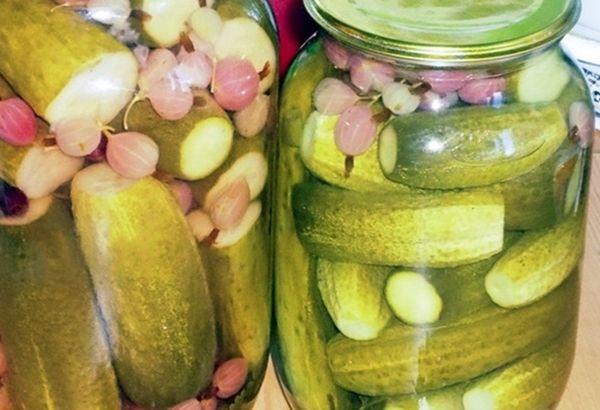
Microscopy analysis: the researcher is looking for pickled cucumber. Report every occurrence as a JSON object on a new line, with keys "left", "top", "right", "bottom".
{"left": 0, "top": 121, "right": 83, "bottom": 199}
{"left": 199, "top": 220, "right": 271, "bottom": 406}
{"left": 0, "top": 197, "right": 120, "bottom": 410}
{"left": 463, "top": 325, "right": 576, "bottom": 410}
{"left": 485, "top": 215, "right": 584, "bottom": 308}
{"left": 71, "top": 164, "right": 216, "bottom": 408}
{"left": 362, "top": 323, "right": 575, "bottom": 410}
{"left": 281, "top": 39, "right": 336, "bottom": 147}
{"left": 379, "top": 103, "right": 567, "bottom": 189}
{"left": 301, "top": 112, "right": 413, "bottom": 192}
{"left": 317, "top": 260, "right": 392, "bottom": 341}
{"left": 274, "top": 146, "right": 357, "bottom": 410}
{"left": 127, "top": 92, "right": 234, "bottom": 181}
{"left": 327, "top": 274, "right": 577, "bottom": 396}
{"left": 293, "top": 183, "right": 504, "bottom": 267}
{"left": 0, "top": 0, "right": 137, "bottom": 124}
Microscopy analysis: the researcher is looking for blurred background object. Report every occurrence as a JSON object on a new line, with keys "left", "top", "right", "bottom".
{"left": 270, "top": 0, "right": 316, "bottom": 75}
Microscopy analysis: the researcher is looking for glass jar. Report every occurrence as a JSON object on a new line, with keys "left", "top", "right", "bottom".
{"left": 273, "top": 0, "right": 593, "bottom": 409}
{"left": 0, "top": 0, "right": 277, "bottom": 409}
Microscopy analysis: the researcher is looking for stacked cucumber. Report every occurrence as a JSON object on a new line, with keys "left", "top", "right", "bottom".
{"left": 0, "top": 0, "right": 276, "bottom": 409}
{"left": 274, "top": 38, "right": 592, "bottom": 409}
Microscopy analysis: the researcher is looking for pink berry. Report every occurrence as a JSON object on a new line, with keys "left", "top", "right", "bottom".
{"left": 334, "top": 105, "right": 377, "bottom": 156}
{"left": 420, "top": 70, "right": 471, "bottom": 94}
{"left": 168, "top": 180, "right": 194, "bottom": 214}
{"left": 213, "top": 358, "right": 249, "bottom": 399}
{"left": 349, "top": 56, "right": 395, "bottom": 93}
{"left": 53, "top": 118, "right": 103, "bottom": 157}
{"left": 0, "top": 98, "right": 37, "bottom": 147}
{"left": 139, "top": 48, "right": 178, "bottom": 94}
{"left": 106, "top": 132, "right": 159, "bottom": 179}
{"left": 324, "top": 39, "right": 351, "bottom": 70}
{"left": 213, "top": 58, "right": 260, "bottom": 111}
{"left": 209, "top": 178, "right": 251, "bottom": 230}
{"left": 148, "top": 76, "right": 194, "bottom": 120}
{"left": 175, "top": 51, "right": 213, "bottom": 90}
{"left": 313, "top": 78, "right": 359, "bottom": 115}
{"left": 458, "top": 77, "right": 506, "bottom": 105}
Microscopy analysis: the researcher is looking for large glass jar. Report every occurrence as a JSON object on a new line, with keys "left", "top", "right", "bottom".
{"left": 0, "top": 0, "right": 277, "bottom": 409}
{"left": 273, "top": 1, "right": 593, "bottom": 409}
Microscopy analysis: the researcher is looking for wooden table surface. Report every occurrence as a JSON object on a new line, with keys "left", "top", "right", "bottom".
{"left": 254, "top": 147, "right": 600, "bottom": 410}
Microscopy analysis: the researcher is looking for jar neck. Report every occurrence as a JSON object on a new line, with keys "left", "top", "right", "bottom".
{"left": 306, "top": 0, "right": 580, "bottom": 69}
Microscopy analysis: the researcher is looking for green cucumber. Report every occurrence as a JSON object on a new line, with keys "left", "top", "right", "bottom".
{"left": 282, "top": 39, "right": 336, "bottom": 147}
{"left": 362, "top": 322, "right": 575, "bottom": 410}
{"left": 385, "top": 271, "right": 443, "bottom": 325}
{"left": 131, "top": 0, "right": 199, "bottom": 47}
{"left": 0, "top": 0, "right": 137, "bottom": 124}
{"left": 301, "top": 111, "right": 413, "bottom": 192}
{"left": 463, "top": 324, "right": 576, "bottom": 410}
{"left": 327, "top": 273, "right": 578, "bottom": 396}
{"left": 71, "top": 164, "right": 216, "bottom": 408}
{"left": 509, "top": 49, "right": 571, "bottom": 103}
{"left": 317, "top": 259, "right": 392, "bottom": 341}
{"left": 0, "top": 121, "right": 83, "bottom": 199}
{"left": 273, "top": 146, "right": 358, "bottom": 410}
{"left": 127, "top": 92, "right": 234, "bottom": 181}
{"left": 379, "top": 103, "right": 567, "bottom": 189}
{"left": 0, "top": 197, "right": 120, "bottom": 409}
{"left": 198, "top": 220, "right": 271, "bottom": 407}
{"left": 292, "top": 183, "right": 504, "bottom": 267}
{"left": 498, "top": 142, "right": 578, "bottom": 230}
{"left": 485, "top": 215, "right": 584, "bottom": 308}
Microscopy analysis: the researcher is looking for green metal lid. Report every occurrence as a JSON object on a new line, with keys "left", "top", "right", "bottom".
{"left": 305, "top": 0, "right": 581, "bottom": 65}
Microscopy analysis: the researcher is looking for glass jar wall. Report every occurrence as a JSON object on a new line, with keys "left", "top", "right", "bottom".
{"left": 0, "top": 0, "right": 277, "bottom": 409}
{"left": 273, "top": 1, "right": 593, "bottom": 409}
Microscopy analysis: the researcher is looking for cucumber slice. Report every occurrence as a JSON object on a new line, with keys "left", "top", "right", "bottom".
{"left": 273, "top": 146, "right": 358, "bottom": 409}
{"left": 326, "top": 274, "right": 577, "bottom": 396}
{"left": 463, "top": 325, "right": 576, "bottom": 410}
{"left": 511, "top": 49, "right": 571, "bottom": 103}
{"left": 317, "top": 259, "right": 392, "bottom": 341}
{"left": 379, "top": 103, "right": 568, "bottom": 189}
{"left": 0, "top": 0, "right": 138, "bottom": 124}
{"left": 132, "top": 0, "right": 199, "bottom": 47}
{"left": 0, "top": 122, "right": 83, "bottom": 199}
{"left": 0, "top": 197, "right": 121, "bottom": 409}
{"left": 485, "top": 215, "right": 584, "bottom": 308}
{"left": 385, "top": 271, "right": 442, "bottom": 325}
{"left": 71, "top": 164, "right": 216, "bottom": 408}
{"left": 301, "top": 111, "right": 414, "bottom": 192}
{"left": 188, "top": 7, "right": 224, "bottom": 45}
{"left": 293, "top": 183, "right": 505, "bottom": 268}
{"left": 127, "top": 93, "right": 234, "bottom": 181}
{"left": 198, "top": 219, "right": 271, "bottom": 405}
{"left": 214, "top": 17, "right": 277, "bottom": 93}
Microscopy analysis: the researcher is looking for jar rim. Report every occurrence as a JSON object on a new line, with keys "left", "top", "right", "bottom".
{"left": 304, "top": 0, "right": 581, "bottom": 66}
